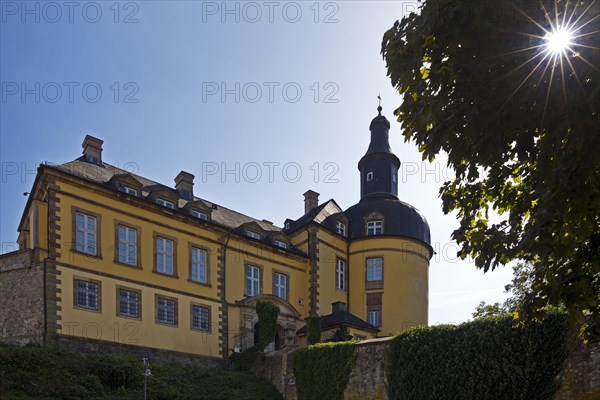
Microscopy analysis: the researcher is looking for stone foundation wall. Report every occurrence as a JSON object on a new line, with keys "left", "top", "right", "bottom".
{"left": 256, "top": 338, "right": 600, "bottom": 400}
{"left": 0, "top": 250, "right": 44, "bottom": 345}
{"left": 553, "top": 341, "right": 600, "bottom": 400}
{"left": 343, "top": 338, "right": 391, "bottom": 400}
{"left": 53, "top": 334, "right": 225, "bottom": 369}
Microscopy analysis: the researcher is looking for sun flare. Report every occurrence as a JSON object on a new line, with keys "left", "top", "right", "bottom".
{"left": 544, "top": 27, "right": 575, "bottom": 56}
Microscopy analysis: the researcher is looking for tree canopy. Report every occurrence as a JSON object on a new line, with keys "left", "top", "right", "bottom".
{"left": 382, "top": 0, "right": 599, "bottom": 340}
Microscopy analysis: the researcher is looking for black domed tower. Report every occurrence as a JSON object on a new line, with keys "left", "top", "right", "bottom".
{"left": 358, "top": 105, "right": 401, "bottom": 199}
{"left": 344, "top": 105, "right": 432, "bottom": 335}
{"left": 345, "top": 106, "right": 431, "bottom": 245}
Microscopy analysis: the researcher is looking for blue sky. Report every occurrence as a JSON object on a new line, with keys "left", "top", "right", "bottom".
{"left": 0, "top": 1, "right": 513, "bottom": 324}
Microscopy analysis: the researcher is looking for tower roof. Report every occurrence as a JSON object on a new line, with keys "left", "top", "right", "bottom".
{"left": 358, "top": 106, "right": 400, "bottom": 170}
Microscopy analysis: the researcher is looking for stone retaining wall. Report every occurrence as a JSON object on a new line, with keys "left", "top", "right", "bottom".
{"left": 0, "top": 250, "right": 44, "bottom": 345}
{"left": 256, "top": 338, "right": 600, "bottom": 400}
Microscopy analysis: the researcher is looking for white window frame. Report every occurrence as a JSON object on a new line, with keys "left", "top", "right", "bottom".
{"left": 336, "top": 221, "right": 346, "bottom": 236}
{"left": 156, "top": 198, "right": 174, "bottom": 209}
{"left": 157, "top": 297, "right": 176, "bottom": 325}
{"left": 369, "top": 310, "right": 381, "bottom": 328}
{"left": 273, "top": 240, "right": 287, "bottom": 249}
{"left": 191, "top": 305, "right": 210, "bottom": 331}
{"left": 118, "top": 289, "right": 140, "bottom": 318}
{"left": 246, "top": 230, "right": 260, "bottom": 240}
{"left": 117, "top": 225, "right": 137, "bottom": 265}
{"left": 75, "top": 280, "right": 99, "bottom": 310}
{"left": 245, "top": 265, "right": 260, "bottom": 296}
{"left": 366, "top": 172, "right": 374, "bottom": 181}
{"left": 336, "top": 259, "right": 346, "bottom": 291}
{"left": 367, "top": 258, "right": 383, "bottom": 281}
{"left": 75, "top": 212, "right": 97, "bottom": 255}
{"left": 119, "top": 186, "right": 138, "bottom": 196}
{"left": 274, "top": 272, "right": 287, "bottom": 300}
{"left": 190, "top": 247, "right": 208, "bottom": 284}
{"left": 156, "top": 237, "right": 174, "bottom": 275}
{"left": 191, "top": 209, "right": 208, "bottom": 220}
{"left": 366, "top": 220, "right": 383, "bottom": 236}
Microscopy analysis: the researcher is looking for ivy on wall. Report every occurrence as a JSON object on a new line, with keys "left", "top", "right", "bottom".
{"left": 306, "top": 315, "right": 321, "bottom": 345}
{"left": 256, "top": 300, "right": 279, "bottom": 351}
{"left": 387, "top": 313, "right": 571, "bottom": 400}
{"left": 294, "top": 342, "right": 357, "bottom": 400}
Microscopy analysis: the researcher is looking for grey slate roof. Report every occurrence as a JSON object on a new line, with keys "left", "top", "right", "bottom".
{"left": 51, "top": 158, "right": 282, "bottom": 233}
{"left": 284, "top": 199, "right": 344, "bottom": 235}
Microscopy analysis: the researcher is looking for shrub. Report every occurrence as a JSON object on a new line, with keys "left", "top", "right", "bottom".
{"left": 294, "top": 341, "right": 356, "bottom": 400}
{"left": 387, "top": 313, "right": 571, "bottom": 400}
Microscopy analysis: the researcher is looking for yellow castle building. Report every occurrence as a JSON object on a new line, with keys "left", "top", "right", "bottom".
{"left": 0, "top": 107, "right": 432, "bottom": 365}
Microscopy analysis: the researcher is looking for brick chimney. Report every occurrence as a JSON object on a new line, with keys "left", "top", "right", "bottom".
{"left": 303, "top": 190, "right": 319, "bottom": 214}
{"left": 332, "top": 301, "right": 347, "bottom": 314}
{"left": 82, "top": 135, "right": 103, "bottom": 165}
{"left": 175, "top": 171, "right": 194, "bottom": 200}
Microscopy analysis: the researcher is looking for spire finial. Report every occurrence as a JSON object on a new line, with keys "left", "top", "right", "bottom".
{"left": 377, "top": 94, "right": 382, "bottom": 115}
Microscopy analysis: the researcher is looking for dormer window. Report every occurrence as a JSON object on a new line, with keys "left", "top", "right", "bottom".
{"left": 366, "top": 220, "right": 383, "bottom": 235}
{"left": 118, "top": 186, "right": 138, "bottom": 196}
{"left": 285, "top": 222, "right": 290, "bottom": 230}
{"left": 273, "top": 240, "right": 287, "bottom": 249}
{"left": 156, "top": 198, "right": 174, "bottom": 209}
{"left": 191, "top": 210, "right": 208, "bottom": 220}
{"left": 366, "top": 172, "right": 374, "bottom": 182}
{"left": 336, "top": 221, "right": 346, "bottom": 236}
{"left": 246, "top": 230, "right": 260, "bottom": 240}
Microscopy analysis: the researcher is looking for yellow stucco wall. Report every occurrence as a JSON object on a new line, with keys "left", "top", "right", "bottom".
{"left": 349, "top": 237, "right": 429, "bottom": 336}
{"left": 52, "top": 177, "right": 310, "bottom": 357}
{"left": 32, "top": 169, "right": 430, "bottom": 359}
{"left": 315, "top": 229, "right": 348, "bottom": 314}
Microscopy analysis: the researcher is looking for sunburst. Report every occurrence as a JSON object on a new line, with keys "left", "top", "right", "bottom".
{"left": 497, "top": 0, "right": 599, "bottom": 119}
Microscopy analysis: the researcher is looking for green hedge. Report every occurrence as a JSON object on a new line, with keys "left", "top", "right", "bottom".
{"left": 294, "top": 341, "right": 356, "bottom": 400}
{"left": 0, "top": 343, "right": 282, "bottom": 400}
{"left": 387, "top": 313, "right": 571, "bottom": 400}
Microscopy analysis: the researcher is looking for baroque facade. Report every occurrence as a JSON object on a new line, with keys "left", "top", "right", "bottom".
{"left": 0, "top": 108, "right": 432, "bottom": 364}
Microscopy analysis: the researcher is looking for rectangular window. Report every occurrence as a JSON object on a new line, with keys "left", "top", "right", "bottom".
{"left": 246, "top": 230, "right": 260, "bottom": 240}
{"left": 190, "top": 247, "right": 208, "bottom": 284}
{"left": 157, "top": 297, "right": 177, "bottom": 325}
{"left": 118, "top": 186, "right": 138, "bottom": 196}
{"left": 273, "top": 272, "right": 287, "bottom": 300}
{"left": 245, "top": 265, "right": 260, "bottom": 296}
{"left": 366, "top": 172, "right": 374, "bottom": 181}
{"left": 118, "top": 289, "right": 140, "bottom": 318}
{"left": 75, "top": 280, "right": 99, "bottom": 311}
{"left": 75, "top": 212, "right": 97, "bottom": 255}
{"left": 156, "top": 237, "right": 174, "bottom": 275}
{"left": 366, "top": 258, "right": 383, "bottom": 281}
{"left": 156, "top": 198, "right": 174, "bottom": 209}
{"left": 336, "top": 258, "right": 346, "bottom": 291}
{"left": 191, "top": 210, "right": 208, "bottom": 220}
{"left": 191, "top": 304, "right": 210, "bottom": 331}
{"left": 117, "top": 225, "right": 137, "bottom": 265}
{"left": 369, "top": 310, "right": 381, "bottom": 328}
{"left": 336, "top": 221, "right": 346, "bottom": 236}
{"left": 273, "top": 240, "right": 287, "bottom": 249}
{"left": 366, "top": 220, "right": 383, "bottom": 236}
